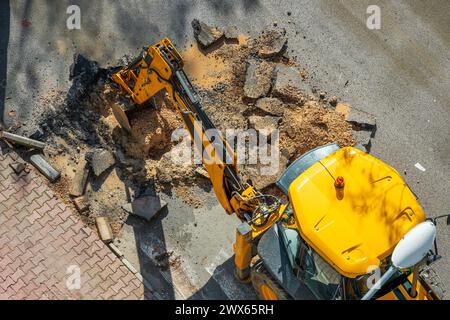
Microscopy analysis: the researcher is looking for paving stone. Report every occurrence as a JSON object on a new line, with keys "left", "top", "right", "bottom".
{"left": 72, "top": 196, "right": 89, "bottom": 213}
{"left": 0, "top": 149, "right": 144, "bottom": 300}
{"left": 9, "top": 162, "right": 26, "bottom": 175}
{"left": 96, "top": 217, "right": 113, "bottom": 243}
{"left": 69, "top": 159, "right": 89, "bottom": 197}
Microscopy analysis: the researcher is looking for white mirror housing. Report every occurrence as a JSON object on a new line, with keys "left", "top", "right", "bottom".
{"left": 392, "top": 221, "right": 436, "bottom": 269}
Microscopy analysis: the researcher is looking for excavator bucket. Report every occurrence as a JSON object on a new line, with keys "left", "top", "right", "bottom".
{"left": 111, "top": 38, "right": 183, "bottom": 132}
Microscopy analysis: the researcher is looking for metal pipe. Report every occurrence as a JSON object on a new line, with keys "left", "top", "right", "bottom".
{"left": 362, "top": 266, "right": 397, "bottom": 300}
{"left": 0, "top": 130, "right": 45, "bottom": 149}
{"left": 409, "top": 264, "right": 420, "bottom": 298}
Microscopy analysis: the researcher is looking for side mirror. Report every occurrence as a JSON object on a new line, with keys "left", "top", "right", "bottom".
{"left": 362, "top": 221, "right": 436, "bottom": 300}
{"left": 392, "top": 221, "right": 436, "bottom": 269}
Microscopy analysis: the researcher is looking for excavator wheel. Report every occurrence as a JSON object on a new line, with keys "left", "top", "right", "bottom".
{"left": 251, "top": 259, "right": 289, "bottom": 300}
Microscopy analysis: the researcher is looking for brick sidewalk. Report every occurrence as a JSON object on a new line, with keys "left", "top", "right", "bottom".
{"left": 0, "top": 142, "right": 148, "bottom": 300}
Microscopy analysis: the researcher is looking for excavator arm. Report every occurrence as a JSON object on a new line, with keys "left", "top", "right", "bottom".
{"left": 112, "top": 38, "right": 261, "bottom": 217}
{"left": 112, "top": 38, "right": 286, "bottom": 282}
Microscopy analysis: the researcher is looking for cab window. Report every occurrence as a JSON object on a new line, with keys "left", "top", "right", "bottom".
{"left": 296, "top": 242, "right": 343, "bottom": 300}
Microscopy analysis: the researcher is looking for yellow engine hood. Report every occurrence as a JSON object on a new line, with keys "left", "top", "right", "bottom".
{"left": 288, "top": 147, "right": 426, "bottom": 278}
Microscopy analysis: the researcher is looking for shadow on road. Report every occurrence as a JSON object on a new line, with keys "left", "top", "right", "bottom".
{"left": 0, "top": 0, "right": 10, "bottom": 126}
{"left": 188, "top": 256, "right": 257, "bottom": 300}
{"left": 122, "top": 182, "right": 176, "bottom": 300}
{"left": 128, "top": 208, "right": 257, "bottom": 300}
{"left": 125, "top": 201, "right": 178, "bottom": 300}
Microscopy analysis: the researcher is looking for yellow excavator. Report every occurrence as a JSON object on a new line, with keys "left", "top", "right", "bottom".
{"left": 111, "top": 38, "right": 448, "bottom": 300}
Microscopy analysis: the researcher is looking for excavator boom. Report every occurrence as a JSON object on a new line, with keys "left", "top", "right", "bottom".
{"left": 112, "top": 38, "right": 259, "bottom": 217}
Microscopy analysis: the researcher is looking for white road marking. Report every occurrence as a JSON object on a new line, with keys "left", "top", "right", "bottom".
{"left": 415, "top": 162, "right": 426, "bottom": 172}
{"left": 205, "top": 247, "right": 255, "bottom": 300}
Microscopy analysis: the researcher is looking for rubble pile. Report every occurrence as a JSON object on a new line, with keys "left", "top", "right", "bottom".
{"left": 184, "top": 24, "right": 367, "bottom": 190}
{"left": 29, "top": 22, "right": 375, "bottom": 235}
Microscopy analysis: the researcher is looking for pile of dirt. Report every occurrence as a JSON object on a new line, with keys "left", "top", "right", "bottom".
{"left": 280, "top": 103, "right": 354, "bottom": 159}
{"left": 183, "top": 28, "right": 355, "bottom": 190}
{"left": 118, "top": 103, "right": 180, "bottom": 159}
{"left": 33, "top": 26, "right": 358, "bottom": 233}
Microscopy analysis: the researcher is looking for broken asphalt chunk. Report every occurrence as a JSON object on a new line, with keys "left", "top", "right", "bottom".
{"left": 122, "top": 195, "right": 167, "bottom": 221}
{"left": 29, "top": 154, "right": 60, "bottom": 182}
{"left": 70, "top": 53, "right": 100, "bottom": 82}
{"left": 248, "top": 115, "right": 280, "bottom": 139}
{"left": 336, "top": 103, "right": 376, "bottom": 152}
{"left": 243, "top": 58, "right": 274, "bottom": 100}
{"left": 224, "top": 26, "right": 239, "bottom": 41}
{"left": 345, "top": 107, "right": 377, "bottom": 131}
{"left": 353, "top": 130, "right": 373, "bottom": 152}
{"left": 258, "top": 31, "right": 288, "bottom": 59}
{"left": 256, "top": 97, "right": 285, "bottom": 116}
{"left": 85, "top": 148, "right": 115, "bottom": 177}
{"left": 68, "top": 54, "right": 101, "bottom": 102}
{"left": 191, "top": 19, "right": 224, "bottom": 49}
{"left": 272, "top": 65, "right": 312, "bottom": 101}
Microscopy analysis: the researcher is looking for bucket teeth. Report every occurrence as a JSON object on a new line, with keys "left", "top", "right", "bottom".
{"left": 111, "top": 103, "right": 132, "bottom": 133}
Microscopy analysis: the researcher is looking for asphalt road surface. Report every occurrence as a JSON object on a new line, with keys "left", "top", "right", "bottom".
{"left": 1, "top": 0, "right": 449, "bottom": 299}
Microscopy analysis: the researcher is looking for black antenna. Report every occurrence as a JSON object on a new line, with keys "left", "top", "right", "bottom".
{"left": 318, "top": 160, "right": 336, "bottom": 182}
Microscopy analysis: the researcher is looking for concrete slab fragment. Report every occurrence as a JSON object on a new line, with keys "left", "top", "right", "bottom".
{"left": 122, "top": 195, "right": 168, "bottom": 221}
{"left": 85, "top": 148, "right": 115, "bottom": 177}
{"left": 258, "top": 31, "right": 288, "bottom": 58}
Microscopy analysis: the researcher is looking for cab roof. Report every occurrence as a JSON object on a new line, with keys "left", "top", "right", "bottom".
{"left": 289, "top": 147, "right": 425, "bottom": 278}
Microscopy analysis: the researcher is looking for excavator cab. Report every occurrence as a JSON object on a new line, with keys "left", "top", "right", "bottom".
{"left": 252, "top": 144, "right": 445, "bottom": 300}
